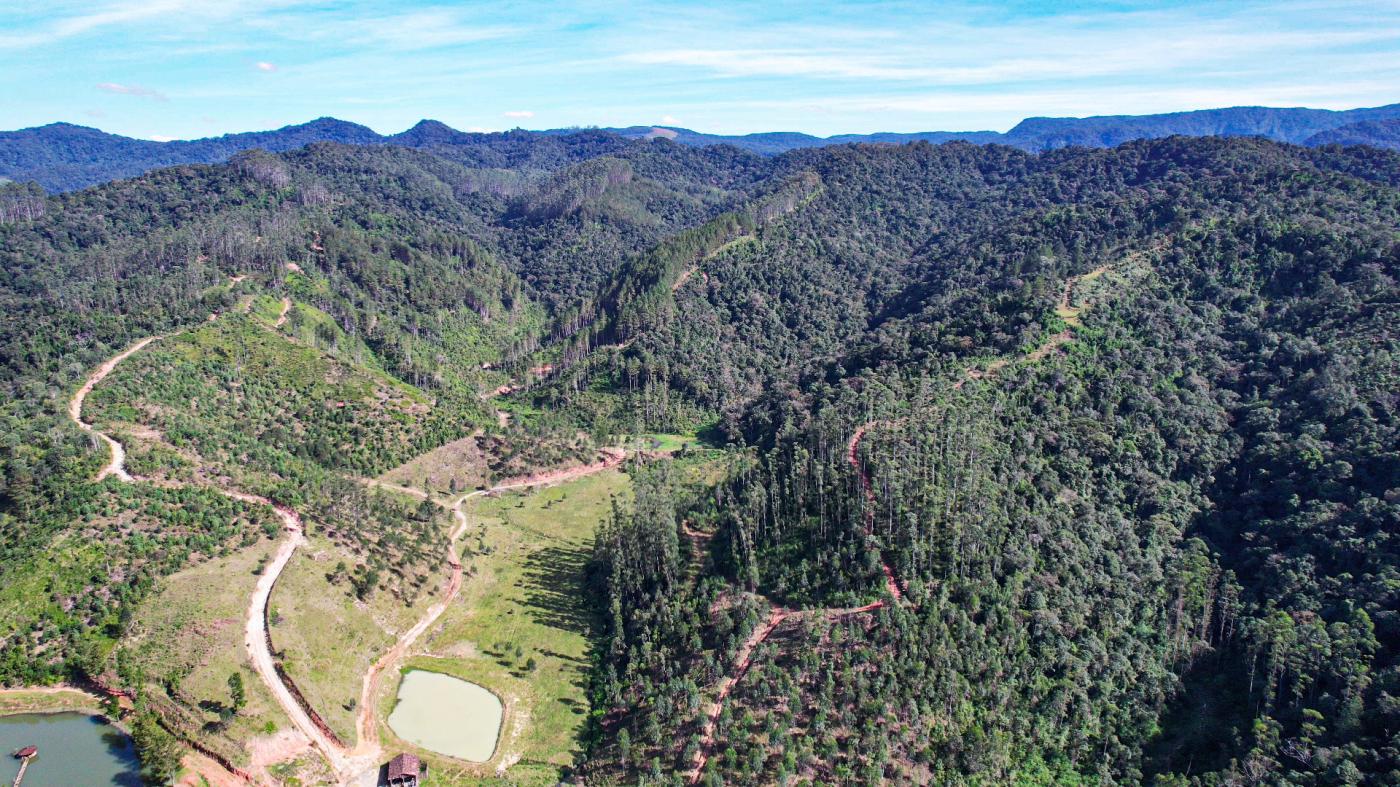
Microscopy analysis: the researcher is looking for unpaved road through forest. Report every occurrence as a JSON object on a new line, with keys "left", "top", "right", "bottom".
{"left": 69, "top": 336, "right": 160, "bottom": 481}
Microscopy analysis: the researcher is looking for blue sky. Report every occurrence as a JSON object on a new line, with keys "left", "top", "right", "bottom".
{"left": 3, "top": 1, "right": 1399, "bottom": 140}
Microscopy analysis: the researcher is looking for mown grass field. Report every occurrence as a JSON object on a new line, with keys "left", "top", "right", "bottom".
{"left": 382, "top": 468, "right": 632, "bottom": 786}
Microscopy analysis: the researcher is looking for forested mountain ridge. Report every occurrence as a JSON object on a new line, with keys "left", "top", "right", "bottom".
{"left": 1, "top": 134, "right": 1398, "bottom": 785}
{"left": 7, "top": 100, "right": 1400, "bottom": 192}
{"left": 1308, "top": 118, "right": 1400, "bottom": 150}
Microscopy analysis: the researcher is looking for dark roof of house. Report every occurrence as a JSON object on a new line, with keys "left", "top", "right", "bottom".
{"left": 387, "top": 753, "right": 421, "bottom": 779}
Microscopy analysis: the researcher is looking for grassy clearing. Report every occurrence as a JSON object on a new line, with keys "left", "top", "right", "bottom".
{"left": 632, "top": 432, "right": 705, "bottom": 453}
{"left": 121, "top": 538, "right": 293, "bottom": 764}
{"left": 269, "top": 532, "right": 445, "bottom": 744}
{"left": 0, "top": 688, "right": 100, "bottom": 715}
{"left": 381, "top": 468, "right": 633, "bottom": 785}
{"left": 248, "top": 294, "right": 285, "bottom": 324}
{"left": 705, "top": 233, "right": 759, "bottom": 260}
{"left": 377, "top": 433, "right": 490, "bottom": 497}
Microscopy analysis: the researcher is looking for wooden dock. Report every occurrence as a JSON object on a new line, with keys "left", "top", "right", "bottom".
{"left": 10, "top": 746, "right": 36, "bottom": 787}
{"left": 11, "top": 755, "right": 32, "bottom": 787}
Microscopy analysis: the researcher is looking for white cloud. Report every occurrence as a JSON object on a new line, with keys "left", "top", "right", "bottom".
{"left": 661, "top": 114, "right": 680, "bottom": 125}
{"left": 256, "top": 61, "right": 277, "bottom": 72}
{"left": 503, "top": 110, "right": 534, "bottom": 118}
{"left": 150, "top": 134, "right": 177, "bottom": 142}
{"left": 97, "top": 82, "right": 167, "bottom": 100}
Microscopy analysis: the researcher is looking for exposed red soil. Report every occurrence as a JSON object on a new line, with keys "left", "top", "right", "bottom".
{"left": 846, "top": 423, "right": 905, "bottom": 603}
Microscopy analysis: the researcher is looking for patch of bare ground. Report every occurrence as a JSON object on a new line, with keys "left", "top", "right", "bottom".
{"left": 671, "top": 265, "right": 699, "bottom": 292}
{"left": 177, "top": 752, "right": 248, "bottom": 787}
{"left": 245, "top": 728, "right": 312, "bottom": 783}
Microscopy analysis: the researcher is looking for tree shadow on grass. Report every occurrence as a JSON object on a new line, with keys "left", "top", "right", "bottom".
{"left": 521, "top": 544, "right": 592, "bottom": 636}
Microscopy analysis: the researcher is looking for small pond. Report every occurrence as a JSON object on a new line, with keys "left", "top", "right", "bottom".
{"left": 0, "top": 712, "right": 142, "bottom": 786}
{"left": 388, "top": 670, "right": 503, "bottom": 762}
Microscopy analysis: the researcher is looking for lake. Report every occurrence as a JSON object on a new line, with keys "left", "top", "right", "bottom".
{"left": 387, "top": 670, "right": 503, "bottom": 762}
{"left": 0, "top": 712, "right": 142, "bottom": 786}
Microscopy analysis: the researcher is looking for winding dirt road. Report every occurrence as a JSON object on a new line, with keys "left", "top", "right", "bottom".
{"left": 69, "top": 336, "right": 160, "bottom": 481}
{"left": 686, "top": 603, "right": 790, "bottom": 782}
{"left": 688, "top": 426, "right": 902, "bottom": 783}
{"left": 66, "top": 323, "right": 394, "bottom": 782}
{"left": 348, "top": 482, "right": 471, "bottom": 775}
{"left": 686, "top": 417, "right": 919, "bottom": 784}
{"left": 234, "top": 496, "right": 364, "bottom": 778}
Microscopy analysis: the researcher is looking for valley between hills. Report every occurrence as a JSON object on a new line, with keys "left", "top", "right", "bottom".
{"left": 0, "top": 129, "right": 1397, "bottom": 787}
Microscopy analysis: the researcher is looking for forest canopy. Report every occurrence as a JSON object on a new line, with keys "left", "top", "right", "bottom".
{"left": 1, "top": 134, "right": 1398, "bottom": 785}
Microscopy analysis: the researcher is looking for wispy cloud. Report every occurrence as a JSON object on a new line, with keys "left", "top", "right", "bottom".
{"left": 259, "top": 8, "right": 521, "bottom": 52}
{"left": 734, "top": 78, "right": 1400, "bottom": 124}
{"left": 97, "top": 82, "right": 167, "bottom": 100}
{"left": 6, "top": 0, "right": 1400, "bottom": 138}
{"left": 618, "top": 28, "right": 1400, "bottom": 86}
{"left": 0, "top": 0, "right": 307, "bottom": 50}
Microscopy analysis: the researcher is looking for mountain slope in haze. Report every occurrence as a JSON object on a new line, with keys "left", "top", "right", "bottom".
{"left": 1002, "top": 102, "right": 1400, "bottom": 148}
{"left": 573, "top": 103, "right": 1400, "bottom": 153}
{"left": 1308, "top": 117, "right": 1400, "bottom": 149}
{"left": 7, "top": 101, "right": 1400, "bottom": 192}
{"left": 0, "top": 117, "right": 381, "bottom": 192}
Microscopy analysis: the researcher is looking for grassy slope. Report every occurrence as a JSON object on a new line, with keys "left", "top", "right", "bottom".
{"left": 121, "top": 537, "right": 292, "bottom": 764}
{"left": 86, "top": 314, "right": 436, "bottom": 482}
{"left": 269, "top": 531, "right": 448, "bottom": 744}
{"left": 377, "top": 434, "right": 491, "bottom": 497}
{"left": 388, "top": 468, "right": 632, "bottom": 787}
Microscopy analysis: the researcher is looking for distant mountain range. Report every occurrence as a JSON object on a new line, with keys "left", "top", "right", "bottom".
{"left": 5, "top": 102, "right": 1400, "bottom": 192}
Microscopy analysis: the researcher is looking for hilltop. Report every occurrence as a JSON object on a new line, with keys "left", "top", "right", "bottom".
{"left": 5, "top": 100, "right": 1400, "bottom": 191}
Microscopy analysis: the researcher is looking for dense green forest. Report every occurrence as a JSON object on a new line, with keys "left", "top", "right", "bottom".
{"left": 1, "top": 131, "right": 1398, "bottom": 785}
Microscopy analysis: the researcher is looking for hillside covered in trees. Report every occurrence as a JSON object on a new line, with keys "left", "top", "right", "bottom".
{"left": 1, "top": 132, "right": 1397, "bottom": 785}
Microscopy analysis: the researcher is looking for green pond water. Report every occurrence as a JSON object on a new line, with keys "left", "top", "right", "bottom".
{"left": 387, "top": 670, "right": 503, "bottom": 762}
{"left": 0, "top": 712, "right": 142, "bottom": 786}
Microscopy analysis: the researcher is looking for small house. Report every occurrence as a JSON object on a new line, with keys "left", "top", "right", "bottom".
{"left": 385, "top": 753, "right": 424, "bottom": 786}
